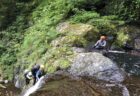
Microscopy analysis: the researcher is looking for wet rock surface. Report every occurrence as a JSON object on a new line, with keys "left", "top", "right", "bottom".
{"left": 0, "top": 83, "right": 21, "bottom": 96}
{"left": 30, "top": 73, "right": 123, "bottom": 96}
{"left": 69, "top": 52, "right": 125, "bottom": 82}
{"left": 124, "top": 76, "right": 140, "bottom": 96}
{"left": 29, "top": 71, "right": 140, "bottom": 96}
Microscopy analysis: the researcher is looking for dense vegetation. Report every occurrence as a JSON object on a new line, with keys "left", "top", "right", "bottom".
{"left": 0, "top": 0, "right": 140, "bottom": 79}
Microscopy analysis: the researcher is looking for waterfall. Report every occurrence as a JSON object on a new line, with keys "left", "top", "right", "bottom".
{"left": 106, "top": 84, "right": 130, "bottom": 96}
{"left": 118, "top": 84, "right": 130, "bottom": 96}
{"left": 122, "top": 86, "right": 130, "bottom": 96}
{"left": 23, "top": 76, "right": 45, "bottom": 96}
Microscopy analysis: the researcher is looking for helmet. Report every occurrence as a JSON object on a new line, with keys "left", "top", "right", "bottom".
{"left": 26, "top": 72, "right": 32, "bottom": 79}
{"left": 40, "top": 65, "right": 45, "bottom": 69}
{"left": 24, "top": 69, "right": 29, "bottom": 74}
{"left": 33, "top": 64, "right": 40, "bottom": 70}
{"left": 100, "top": 36, "right": 106, "bottom": 40}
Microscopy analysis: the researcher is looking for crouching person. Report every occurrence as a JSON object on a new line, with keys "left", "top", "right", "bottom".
{"left": 94, "top": 36, "right": 107, "bottom": 50}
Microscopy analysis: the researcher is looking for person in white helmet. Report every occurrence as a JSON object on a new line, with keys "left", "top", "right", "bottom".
{"left": 24, "top": 70, "right": 33, "bottom": 85}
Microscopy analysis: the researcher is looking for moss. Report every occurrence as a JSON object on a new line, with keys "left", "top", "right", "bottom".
{"left": 114, "top": 25, "right": 140, "bottom": 47}
{"left": 47, "top": 66, "right": 56, "bottom": 73}
{"left": 116, "top": 32, "right": 129, "bottom": 46}
{"left": 45, "top": 47, "right": 73, "bottom": 62}
{"left": 69, "top": 11, "right": 100, "bottom": 23}
{"left": 46, "top": 58, "right": 71, "bottom": 73}
{"left": 56, "top": 22, "right": 99, "bottom": 46}
{"left": 52, "top": 36, "right": 87, "bottom": 47}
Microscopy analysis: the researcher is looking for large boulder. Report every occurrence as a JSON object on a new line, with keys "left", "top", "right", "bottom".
{"left": 23, "top": 71, "right": 124, "bottom": 96}
{"left": 69, "top": 52, "right": 125, "bottom": 82}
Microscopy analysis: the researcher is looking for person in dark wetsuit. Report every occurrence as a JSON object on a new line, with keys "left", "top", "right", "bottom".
{"left": 31, "top": 64, "right": 40, "bottom": 85}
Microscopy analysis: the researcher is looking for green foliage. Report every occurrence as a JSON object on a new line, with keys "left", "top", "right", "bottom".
{"left": 104, "top": 0, "right": 140, "bottom": 21}
{"left": 1, "top": 65, "right": 14, "bottom": 80}
{"left": 117, "top": 32, "right": 129, "bottom": 46}
{"left": 114, "top": 27, "right": 130, "bottom": 46}
{"left": 70, "top": 9, "right": 124, "bottom": 35}
{"left": 16, "top": 0, "right": 74, "bottom": 71}
{"left": 0, "top": 1, "right": 39, "bottom": 79}
{"left": 70, "top": 11, "right": 100, "bottom": 23}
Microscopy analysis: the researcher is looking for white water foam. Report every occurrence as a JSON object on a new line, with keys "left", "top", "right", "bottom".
{"left": 118, "top": 84, "right": 130, "bottom": 96}
{"left": 23, "top": 76, "right": 45, "bottom": 96}
{"left": 108, "top": 50, "right": 125, "bottom": 54}
{"left": 106, "top": 83, "right": 130, "bottom": 96}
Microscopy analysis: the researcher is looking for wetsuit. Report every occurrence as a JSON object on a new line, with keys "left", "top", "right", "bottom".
{"left": 31, "top": 64, "right": 40, "bottom": 85}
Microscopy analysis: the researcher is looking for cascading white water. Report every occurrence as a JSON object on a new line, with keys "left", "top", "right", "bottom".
{"left": 108, "top": 50, "right": 125, "bottom": 54}
{"left": 118, "top": 84, "right": 130, "bottom": 96}
{"left": 23, "top": 76, "right": 45, "bottom": 96}
{"left": 122, "top": 86, "right": 130, "bottom": 96}
{"left": 106, "top": 83, "right": 130, "bottom": 96}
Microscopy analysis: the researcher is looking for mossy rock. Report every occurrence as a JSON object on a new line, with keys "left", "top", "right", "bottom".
{"left": 56, "top": 22, "right": 99, "bottom": 41}
{"left": 57, "top": 22, "right": 96, "bottom": 35}
{"left": 46, "top": 47, "right": 73, "bottom": 58}
{"left": 51, "top": 35, "right": 88, "bottom": 47}
{"left": 40, "top": 46, "right": 74, "bottom": 73}
{"left": 52, "top": 22, "right": 99, "bottom": 47}
{"left": 45, "top": 58, "right": 71, "bottom": 73}
{"left": 52, "top": 58, "right": 71, "bottom": 69}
